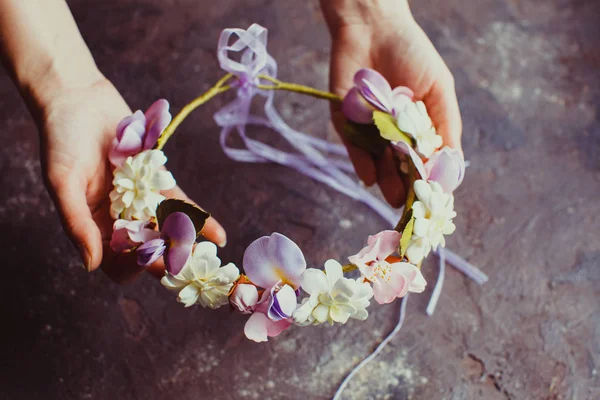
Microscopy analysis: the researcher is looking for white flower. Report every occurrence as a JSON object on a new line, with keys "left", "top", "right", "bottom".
{"left": 396, "top": 100, "right": 443, "bottom": 158}
{"left": 406, "top": 180, "right": 457, "bottom": 263}
{"left": 109, "top": 149, "right": 176, "bottom": 221}
{"left": 293, "top": 260, "right": 373, "bottom": 326}
{"left": 161, "top": 242, "right": 240, "bottom": 309}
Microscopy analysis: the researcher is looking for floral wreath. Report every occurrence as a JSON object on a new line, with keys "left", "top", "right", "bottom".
{"left": 108, "top": 24, "right": 486, "bottom": 344}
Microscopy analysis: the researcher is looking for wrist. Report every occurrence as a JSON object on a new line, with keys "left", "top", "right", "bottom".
{"left": 320, "top": 0, "right": 412, "bottom": 35}
{"left": 19, "top": 52, "right": 103, "bottom": 123}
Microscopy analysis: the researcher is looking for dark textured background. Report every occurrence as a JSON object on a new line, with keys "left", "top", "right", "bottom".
{"left": 0, "top": 0, "right": 598, "bottom": 399}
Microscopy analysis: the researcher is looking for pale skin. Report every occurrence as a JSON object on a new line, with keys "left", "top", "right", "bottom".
{"left": 0, "top": 0, "right": 461, "bottom": 283}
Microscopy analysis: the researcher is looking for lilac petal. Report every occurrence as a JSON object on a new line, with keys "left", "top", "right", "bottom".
{"left": 143, "top": 99, "right": 172, "bottom": 150}
{"left": 128, "top": 228, "right": 160, "bottom": 244}
{"left": 391, "top": 141, "right": 427, "bottom": 179}
{"left": 354, "top": 68, "right": 393, "bottom": 112}
{"left": 110, "top": 227, "right": 132, "bottom": 253}
{"left": 243, "top": 233, "right": 306, "bottom": 289}
{"left": 116, "top": 111, "right": 145, "bottom": 141}
{"left": 161, "top": 212, "right": 196, "bottom": 244}
{"left": 165, "top": 242, "right": 193, "bottom": 275}
{"left": 109, "top": 127, "right": 145, "bottom": 167}
{"left": 267, "top": 284, "right": 297, "bottom": 321}
{"left": 425, "top": 147, "right": 465, "bottom": 193}
{"left": 137, "top": 238, "right": 166, "bottom": 266}
{"left": 161, "top": 212, "right": 196, "bottom": 275}
{"left": 342, "top": 87, "right": 377, "bottom": 124}
{"left": 366, "top": 230, "right": 402, "bottom": 260}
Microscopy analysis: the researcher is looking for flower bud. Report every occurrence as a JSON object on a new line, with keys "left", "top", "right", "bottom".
{"left": 425, "top": 147, "right": 465, "bottom": 193}
{"left": 230, "top": 284, "right": 259, "bottom": 314}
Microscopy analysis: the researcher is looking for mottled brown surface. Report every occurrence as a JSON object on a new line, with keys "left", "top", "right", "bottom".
{"left": 0, "top": 1, "right": 599, "bottom": 399}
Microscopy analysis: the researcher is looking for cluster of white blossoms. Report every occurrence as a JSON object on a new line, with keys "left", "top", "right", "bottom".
{"left": 396, "top": 99, "right": 443, "bottom": 158}
{"left": 293, "top": 260, "right": 373, "bottom": 326}
{"left": 405, "top": 180, "right": 457, "bottom": 264}
{"left": 110, "top": 149, "right": 176, "bottom": 220}
{"left": 161, "top": 242, "right": 240, "bottom": 308}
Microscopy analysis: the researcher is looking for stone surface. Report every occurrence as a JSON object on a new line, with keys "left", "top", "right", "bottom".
{"left": 0, "top": 0, "right": 599, "bottom": 399}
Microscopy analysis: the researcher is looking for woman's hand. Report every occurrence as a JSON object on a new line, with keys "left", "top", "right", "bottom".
{"left": 36, "top": 75, "right": 226, "bottom": 283}
{"left": 322, "top": 0, "right": 462, "bottom": 207}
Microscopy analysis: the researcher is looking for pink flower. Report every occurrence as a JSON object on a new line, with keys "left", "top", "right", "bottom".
{"left": 392, "top": 142, "right": 465, "bottom": 193}
{"left": 110, "top": 219, "right": 159, "bottom": 253}
{"left": 342, "top": 68, "right": 414, "bottom": 124}
{"left": 348, "top": 230, "right": 426, "bottom": 304}
{"left": 109, "top": 99, "right": 172, "bottom": 167}
{"left": 230, "top": 283, "right": 259, "bottom": 314}
{"left": 241, "top": 233, "right": 306, "bottom": 342}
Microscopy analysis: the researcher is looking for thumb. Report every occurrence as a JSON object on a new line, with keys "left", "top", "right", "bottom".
{"left": 425, "top": 76, "right": 463, "bottom": 151}
{"left": 47, "top": 172, "right": 103, "bottom": 271}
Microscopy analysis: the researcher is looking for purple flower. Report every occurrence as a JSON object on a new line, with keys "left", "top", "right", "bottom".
{"left": 241, "top": 233, "right": 306, "bottom": 342}
{"left": 110, "top": 219, "right": 160, "bottom": 253}
{"left": 342, "top": 69, "right": 414, "bottom": 124}
{"left": 424, "top": 147, "right": 465, "bottom": 193}
{"left": 137, "top": 211, "right": 196, "bottom": 274}
{"left": 109, "top": 99, "right": 172, "bottom": 167}
{"left": 392, "top": 142, "right": 465, "bottom": 193}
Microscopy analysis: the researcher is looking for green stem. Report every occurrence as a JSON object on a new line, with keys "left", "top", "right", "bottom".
{"left": 155, "top": 73, "right": 341, "bottom": 150}
{"left": 155, "top": 73, "right": 234, "bottom": 150}
{"left": 257, "top": 74, "right": 342, "bottom": 102}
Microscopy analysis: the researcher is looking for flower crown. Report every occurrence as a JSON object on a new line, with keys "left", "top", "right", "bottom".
{"left": 108, "top": 24, "right": 477, "bottom": 343}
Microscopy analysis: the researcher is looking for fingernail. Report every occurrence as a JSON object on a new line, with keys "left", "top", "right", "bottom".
{"left": 218, "top": 238, "right": 227, "bottom": 248}
{"left": 78, "top": 245, "right": 91, "bottom": 272}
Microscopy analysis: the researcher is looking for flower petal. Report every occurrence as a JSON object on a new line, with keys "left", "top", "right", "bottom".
{"left": 267, "top": 284, "right": 297, "bottom": 321}
{"left": 151, "top": 171, "right": 176, "bottom": 190}
{"left": 143, "top": 99, "right": 172, "bottom": 150}
{"left": 354, "top": 69, "right": 393, "bottom": 112}
{"left": 178, "top": 284, "right": 200, "bottom": 307}
{"left": 425, "top": 147, "right": 465, "bottom": 193}
{"left": 137, "top": 238, "right": 166, "bottom": 266}
{"left": 243, "top": 233, "right": 306, "bottom": 289}
{"left": 301, "top": 268, "right": 329, "bottom": 295}
{"left": 366, "top": 230, "right": 401, "bottom": 260}
{"left": 372, "top": 270, "right": 407, "bottom": 304}
{"left": 342, "top": 87, "right": 376, "bottom": 124}
{"left": 324, "top": 259, "right": 343, "bottom": 287}
{"left": 244, "top": 312, "right": 270, "bottom": 342}
{"left": 391, "top": 141, "right": 427, "bottom": 180}
{"left": 162, "top": 212, "right": 196, "bottom": 245}
{"left": 161, "top": 212, "right": 196, "bottom": 275}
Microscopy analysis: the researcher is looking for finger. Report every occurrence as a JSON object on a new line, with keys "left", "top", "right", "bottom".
{"left": 425, "top": 77, "right": 463, "bottom": 152}
{"left": 374, "top": 146, "right": 406, "bottom": 208}
{"left": 48, "top": 172, "right": 103, "bottom": 271}
{"left": 162, "top": 184, "right": 227, "bottom": 247}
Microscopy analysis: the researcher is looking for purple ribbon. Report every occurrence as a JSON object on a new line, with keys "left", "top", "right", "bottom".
{"left": 213, "top": 24, "right": 487, "bottom": 315}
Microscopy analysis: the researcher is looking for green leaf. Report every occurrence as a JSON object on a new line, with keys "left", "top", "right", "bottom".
{"left": 342, "top": 120, "right": 390, "bottom": 157}
{"left": 372, "top": 111, "right": 412, "bottom": 145}
{"left": 156, "top": 199, "right": 211, "bottom": 238}
{"left": 399, "top": 215, "right": 415, "bottom": 258}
